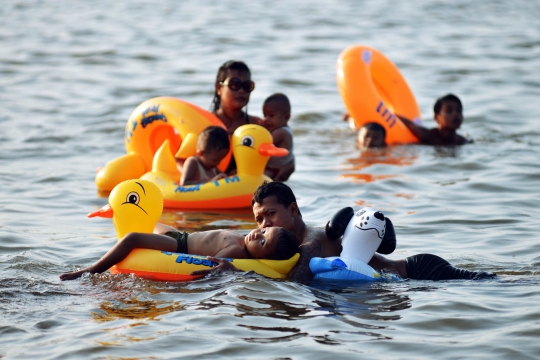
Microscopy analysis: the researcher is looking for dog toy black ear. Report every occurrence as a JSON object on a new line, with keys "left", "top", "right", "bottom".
{"left": 376, "top": 217, "right": 396, "bottom": 254}
{"left": 325, "top": 207, "right": 355, "bottom": 240}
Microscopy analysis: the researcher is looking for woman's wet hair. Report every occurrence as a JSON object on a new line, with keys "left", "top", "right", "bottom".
{"left": 252, "top": 181, "right": 301, "bottom": 216}
{"left": 269, "top": 228, "right": 298, "bottom": 260}
{"left": 434, "top": 93, "right": 462, "bottom": 114}
{"left": 211, "top": 60, "right": 251, "bottom": 112}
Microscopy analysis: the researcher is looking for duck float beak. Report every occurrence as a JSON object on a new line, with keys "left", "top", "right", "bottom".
{"left": 258, "top": 143, "right": 289, "bottom": 157}
{"left": 88, "top": 203, "right": 113, "bottom": 218}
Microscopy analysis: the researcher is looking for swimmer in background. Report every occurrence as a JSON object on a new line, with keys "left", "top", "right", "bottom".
{"left": 179, "top": 126, "right": 229, "bottom": 186}
{"left": 260, "top": 93, "right": 295, "bottom": 182}
{"left": 399, "top": 93, "right": 471, "bottom": 145}
{"left": 357, "top": 122, "right": 387, "bottom": 148}
{"left": 59, "top": 225, "right": 298, "bottom": 281}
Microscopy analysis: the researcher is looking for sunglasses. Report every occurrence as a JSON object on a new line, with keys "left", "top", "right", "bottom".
{"left": 220, "top": 78, "right": 255, "bottom": 92}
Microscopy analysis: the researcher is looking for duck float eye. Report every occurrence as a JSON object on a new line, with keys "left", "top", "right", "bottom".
{"left": 241, "top": 135, "right": 254, "bottom": 147}
{"left": 126, "top": 191, "right": 140, "bottom": 205}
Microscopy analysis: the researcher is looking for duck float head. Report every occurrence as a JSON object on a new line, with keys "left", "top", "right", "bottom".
{"left": 141, "top": 124, "right": 289, "bottom": 209}
{"left": 88, "top": 179, "right": 163, "bottom": 239}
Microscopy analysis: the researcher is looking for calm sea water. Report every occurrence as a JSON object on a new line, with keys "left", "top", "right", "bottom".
{"left": 1, "top": 0, "right": 540, "bottom": 359}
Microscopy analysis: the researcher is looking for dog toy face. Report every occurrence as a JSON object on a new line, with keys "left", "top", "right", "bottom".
{"left": 341, "top": 207, "right": 386, "bottom": 262}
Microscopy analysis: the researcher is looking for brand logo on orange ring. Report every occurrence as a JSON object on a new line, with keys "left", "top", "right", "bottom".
{"left": 376, "top": 100, "right": 397, "bottom": 128}
{"left": 140, "top": 105, "right": 167, "bottom": 128}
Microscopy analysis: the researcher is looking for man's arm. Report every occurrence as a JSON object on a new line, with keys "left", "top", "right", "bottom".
{"left": 287, "top": 239, "right": 322, "bottom": 282}
{"left": 368, "top": 253, "right": 407, "bottom": 278}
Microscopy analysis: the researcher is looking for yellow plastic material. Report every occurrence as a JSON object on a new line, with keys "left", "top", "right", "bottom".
{"left": 337, "top": 45, "right": 422, "bottom": 144}
{"left": 95, "top": 97, "right": 230, "bottom": 192}
{"left": 141, "top": 124, "right": 288, "bottom": 209}
{"left": 89, "top": 179, "right": 299, "bottom": 281}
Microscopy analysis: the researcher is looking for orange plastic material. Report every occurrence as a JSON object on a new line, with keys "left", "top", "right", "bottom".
{"left": 95, "top": 97, "right": 231, "bottom": 192}
{"left": 337, "top": 45, "right": 422, "bottom": 144}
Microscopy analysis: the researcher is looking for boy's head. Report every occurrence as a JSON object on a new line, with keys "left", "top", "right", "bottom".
{"left": 244, "top": 226, "right": 298, "bottom": 260}
{"left": 433, "top": 94, "right": 463, "bottom": 131}
{"left": 196, "top": 126, "right": 230, "bottom": 169}
{"left": 262, "top": 93, "right": 291, "bottom": 132}
{"left": 357, "top": 122, "right": 387, "bottom": 148}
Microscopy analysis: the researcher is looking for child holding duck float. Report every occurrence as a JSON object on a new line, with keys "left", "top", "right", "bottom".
{"left": 260, "top": 93, "right": 295, "bottom": 182}
{"left": 60, "top": 225, "right": 297, "bottom": 281}
{"left": 60, "top": 224, "right": 298, "bottom": 281}
{"left": 180, "top": 126, "right": 229, "bottom": 186}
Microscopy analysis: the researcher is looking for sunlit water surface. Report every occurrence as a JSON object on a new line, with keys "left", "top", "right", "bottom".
{"left": 1, "top": 1, "right": 540, "bottom": 359}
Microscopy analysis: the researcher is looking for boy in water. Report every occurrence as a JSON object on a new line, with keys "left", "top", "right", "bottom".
{"left": 357, "top": 122, "right": 387, "bottom": 148}
{"left": 180, "top": 126, "right": 229, "bottom": 185}
{"left": 260, "top": 93, "right": 295, "bottom": 182}
{"left": 60, "top": 226, "right": 298, "bottom": 280}
{"left": 400, "top": 93, "right": 470, "bottom": 145}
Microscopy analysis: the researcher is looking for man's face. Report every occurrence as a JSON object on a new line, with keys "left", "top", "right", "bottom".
{"left": 252, "top": 196, "right": 297, "bottom": 231}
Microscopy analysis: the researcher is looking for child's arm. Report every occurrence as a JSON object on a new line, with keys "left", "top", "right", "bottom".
{"left": 180, "top": 157, "right": 201, "bottom": 186}
{"left": 398, "top": 115, "right": 429, "bottom": 143}
{"left": 267, "top": 128, "right": 294, "bottom": 181}
{"left": 60, "top": 233, "right": 178, "bottom": 280}
{"left": 271, "top": 127, "right": 293, "bottom": 150}
{"left": 274, "top": 158, "right": 295, "bottom": 182}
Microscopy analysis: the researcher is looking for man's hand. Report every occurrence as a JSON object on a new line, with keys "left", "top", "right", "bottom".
{"left": 190, "top": 256, "right": 241, "bottom": 276}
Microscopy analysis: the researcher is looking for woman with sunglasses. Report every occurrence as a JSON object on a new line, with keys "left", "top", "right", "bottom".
{"left": 211, "top": 60, "right": 262, "bottom": 174}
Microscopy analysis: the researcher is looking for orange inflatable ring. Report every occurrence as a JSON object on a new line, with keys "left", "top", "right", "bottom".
{"left": 337, "top": 45, "right": 422, "bottom": 144}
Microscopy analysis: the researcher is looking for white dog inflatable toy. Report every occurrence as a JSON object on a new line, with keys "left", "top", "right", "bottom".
{"left": 310, "top": 207, "right": 399, "bottom": 281}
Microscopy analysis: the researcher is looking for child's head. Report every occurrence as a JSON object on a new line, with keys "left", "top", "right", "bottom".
{"left": 244, "top": 226, "right": 298, "bottom": 260}
{"left": 262, "top": 93, "right": 291, "bottom": 132}
{"left": 196, "top": 126, "right": 230, "bottom": 169}
{"left": 433, "top": 94, "right": 463, "bottom": 131}
{"left": 357, "top": 122, "right": 387, "bottom": 148}
{"left": 212, "top": 60, "right": 254, "bottom": 113}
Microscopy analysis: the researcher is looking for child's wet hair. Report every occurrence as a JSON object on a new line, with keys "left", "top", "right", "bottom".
{"left": 263, "top": 93, "right": 291, "bottom": 114}
{"left": 434, "top": 94, "right": 462, "bottom": 114}
{"left": 362, "top": 122, "right": 386, "bottom": 138}
{"left": 212, "top": 60, "right": 251, "bottom": 112}
{"left": 197, "top": 126, "right": 230, "bottom": 152}
{"left": 269, "top": 228, "right": 298, "bottom": 260}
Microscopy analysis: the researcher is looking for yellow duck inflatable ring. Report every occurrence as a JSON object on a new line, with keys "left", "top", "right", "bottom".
{"left": 95, "top": 97, "right": 231, "bottom": 192}
{"left": 141, "top": 124, "right": 288, "bottom": 209}
{"left": 89, "top": 179, "right": 300, "bottom": 281}
{"left": 337, "top": 45, "right": 423, "bottom": 145}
